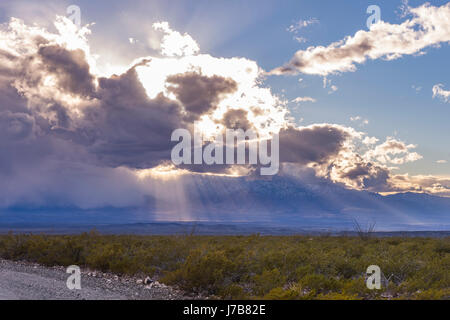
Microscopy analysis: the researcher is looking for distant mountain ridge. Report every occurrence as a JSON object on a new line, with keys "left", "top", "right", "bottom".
{"left": 1, "top": 175, "right": 449, "bottom": 231}
{"left": 175, "top": 175, "right": 450, "bottom": 230}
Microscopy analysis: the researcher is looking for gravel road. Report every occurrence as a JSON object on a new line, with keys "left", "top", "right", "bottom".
{"left": 0, "top": 259, "right": 192, "bottom": 300}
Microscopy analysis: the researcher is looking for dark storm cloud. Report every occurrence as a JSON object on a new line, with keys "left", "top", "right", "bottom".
{"left": 339, "top": 158, "right": 391, "bottom": 191}
{"left": 167, "top": 72, "right": 237, "bottom": 120}
{"left": 0, "top": 111, "right": 34, "bottom": 141}
{"left": 0, "top": 80, "right": 29, "bottom": 113}
{"left": 341, "top": 163, "right": 371, "bottom": 180}
{"left": 81, "top": 66, "right": 187, "bottom": 168}
{"left": 277, "top": 125, "right": 395, "bottom": 191}
{"left": 221, "top": 109, "right": 252, "bottom": 131}
{"left": 362, "top": 167, "right": 390, "bottom": 190}
{"left": 0, "top": 38, "right": 187, "bottom": 174}
{"left": 279, "top": 125, "right": 350, "bottom": 164}
{"left": 38, "top": 45, "right": 96, "bottom": 97}
{"left": 0, "top": 37, "right": 240, "bottom": 173}
{"left": 47, "top": 103, "right": 72, "bottom": 128}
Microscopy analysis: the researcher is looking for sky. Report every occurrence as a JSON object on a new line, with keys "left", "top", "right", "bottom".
{"left": 0, "top": 0, "right": 449, "bottom": 215}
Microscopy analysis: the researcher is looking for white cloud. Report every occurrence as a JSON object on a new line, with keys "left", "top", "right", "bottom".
{"left": 437, "top": 160, "right": 447, "bottom": 164}
{"left": 328, "top": 85, "right": 338, "bottom": 94}
{"left": 134, "top": 54, "right": 288, "bottom": 138}
{"left": 432, "top": 84, "right": 450, "bottom": 102}
{"left": 294, "top": 36, "right": 307, "bottom": 43}
{"left": 412, "top": 84, "right": 422, "bottom": 92}
{"left": 322, "top": 77, "right": 338, "bottom": 93}
{"left": 389, "top": 174, "right": 450, "bottom": 197}
{"left": 292, "top": 96, "right": 316, "bottom": 103}
{"left": 363, "top": 136, "right": 379, "bottom": 145}
{"left": 152, "top": 21, "right": 200, "bottom": 57}
{"left": 287, "top": 18, "right": 319, "bottom": 33}
{"left": 350, "top": 116, "right": 369, "bottom": 126}
{"left": 364, "top": 137, "right": 422, "bottom": 165}
{"left": 272, "top": 3, "right": 450, "bottom": 76}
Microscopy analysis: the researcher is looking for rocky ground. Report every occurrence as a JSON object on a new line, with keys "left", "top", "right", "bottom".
{"left": 0, "top": 259, "right": 199, "bottom": 300}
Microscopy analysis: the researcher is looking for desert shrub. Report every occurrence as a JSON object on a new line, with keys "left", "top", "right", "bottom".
{"left": 298, "top": 274, "right": 343, "bottom": 294}
{"left": 333, "top": 259, "right": 359, "bottom": 279}
{"left": 219, "top": 284, "right": 248, "bottom": 300}
{"left": 163, "top": 248, "right": 237, "bottom": 294}
{"left": 253, "top": 268, "right": 286, "bottom": 296}
{"left": 264, "top": 286, "right": 302, "bottom": 300}
{"left": 413, "top": 288, "right": 450, "bottom": 300}
{"left": 434, "top": 240, "right": 450, "bottom": 254}
{"left": 294, "top": 265, "right": 315, "bottom": 280}
{"left": 316, "top": 292, "right": 361, "bottom": 300}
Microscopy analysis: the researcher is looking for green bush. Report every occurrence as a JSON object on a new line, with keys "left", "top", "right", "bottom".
{"left": 253, "top": 268, "right": 286, "bottom": 296}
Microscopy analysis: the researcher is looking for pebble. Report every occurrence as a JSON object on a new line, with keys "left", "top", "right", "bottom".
{"left": 144, "top": 277, "right": 153, "bottom": 285}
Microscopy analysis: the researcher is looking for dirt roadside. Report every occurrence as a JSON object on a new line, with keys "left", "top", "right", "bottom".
{"left": 0, "top": 259, "right": 196, "bottom": 300}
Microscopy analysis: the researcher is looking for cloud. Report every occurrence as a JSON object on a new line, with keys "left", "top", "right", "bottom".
{"left": 350, "top": 116, "right": 369, "bottom": 127}
{"left": 0, "top": 111, "right": 34, "bottom": 142}
{"left": 153, "top": 21, "right": 200, "bottom": 57}
{"left": 322, "top": 77, "right": 338, "bottom": 94}
{"left": 363, "top": 137, "right": 423, "bottom": 165}
{"left": 286, "top": 18, "right": 319, "bottom": 44}
{"left": 287, "top": 18, "right": 319, "bottom": 33}
{"left": 432, "top": 84, "right": 450, "bottom": 102}
{"left": 292, "top": 96, "right": 316, "bottom": 103}
{"left": 0, "top": 161, "right": 149, "bottom": 209}
{"left": 300, "top": 133, "right": 424, "bottom": 192}
{"left": 316, "top": 139, "right": 392, "bottom": 191}
{"left": 272, "top": 3, "right": 450, "bottom": 76}
{"left": 328, "top": 85, "right": 338, "bottom": 94}
{"left": 412, "top": 84, "right": 422, "bottom": 92}
{"left": 335, "top": 159, "right": 391, "bottom": 192}
{"left": 38, "top": 45, "right": 96, "bottom": 97}
{"left": 294, "top": 37, "right": 308, "bottom": 44}
{"left": 221, "top": 109, "right": 252, "bottom": 131}
{"left": 362, "top": 136, "right": 379, "bottom": 145}
{"left": 437, "top": 160, "right": 447, "bottom": 164}
{"left": 279, "top": 124, "right": 357, "bottom": 165}
{"left": 84, "top": 67, "right": 188, "bottom": 168}
{"left": 389, "top": 174, "right": 450, "bottom": 197}
{"left": 167, "top": 72, "right": 238, "bottom": 120}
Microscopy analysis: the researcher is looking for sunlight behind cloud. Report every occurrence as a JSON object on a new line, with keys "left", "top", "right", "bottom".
{"left": 153, "top": 21, "right": 200, "bottom": 57}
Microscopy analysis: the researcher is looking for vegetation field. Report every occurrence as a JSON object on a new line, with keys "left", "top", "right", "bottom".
{"left": 0, "top": 232, "right": 448, "bottom": 300}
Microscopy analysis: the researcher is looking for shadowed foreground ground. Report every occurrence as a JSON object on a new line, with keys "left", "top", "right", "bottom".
{"left": 0, "top": 259, "right": 189, "bottom": 300}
